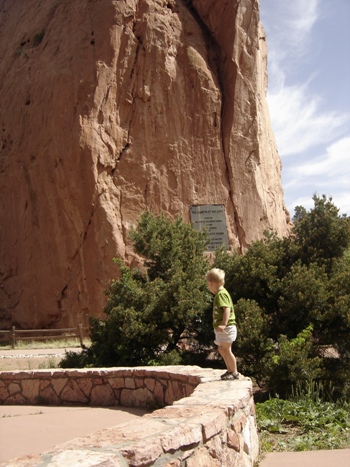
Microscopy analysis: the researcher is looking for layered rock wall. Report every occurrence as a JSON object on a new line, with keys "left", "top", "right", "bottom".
{"left": 0, "top": 0, "right": 290, "bottom": 328}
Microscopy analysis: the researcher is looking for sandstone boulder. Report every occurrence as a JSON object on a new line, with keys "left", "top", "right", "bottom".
{"left": 0, "top": 0, "right": 290, "bottom": 328}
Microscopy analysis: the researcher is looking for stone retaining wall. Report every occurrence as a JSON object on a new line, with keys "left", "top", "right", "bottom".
{"left": 0, "top": 366, "right": 259, "bottom": 466}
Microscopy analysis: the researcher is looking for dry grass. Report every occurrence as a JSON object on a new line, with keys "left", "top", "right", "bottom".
{"left": 0, "top": 356, "right": 62, "bottom": 371}
{"left": 0, "top": 339, "right": 89, "bottom": 371}
{"left": 0, "top": 338, "right": 88, "bottom": 350}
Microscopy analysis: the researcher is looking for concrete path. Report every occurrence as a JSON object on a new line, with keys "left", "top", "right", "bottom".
{"left": 0, "top": 405, "right": 149, "bottom": 463}
{"left": 259, "top": 449, "right": 350, "bottom": 467}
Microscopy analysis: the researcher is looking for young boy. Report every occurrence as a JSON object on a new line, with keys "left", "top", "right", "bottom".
{"left": 206, "top": 268, "right": 239, "bottom": 381}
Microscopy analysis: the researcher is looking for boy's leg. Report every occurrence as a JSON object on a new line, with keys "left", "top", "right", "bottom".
{"left": 217, "top": 342, "right": 237, "bottom": 374}
{"left": 217, "top": 344, "right": 229, "bottom": 370}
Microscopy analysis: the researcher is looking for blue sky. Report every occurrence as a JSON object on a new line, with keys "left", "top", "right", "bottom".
{"left": 260, "top": 0, "right": 350, "bottom": 218}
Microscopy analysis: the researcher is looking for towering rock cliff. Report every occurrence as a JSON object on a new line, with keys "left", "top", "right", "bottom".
{"left": 0, "top": 0, "right": 290, "bottom": 328}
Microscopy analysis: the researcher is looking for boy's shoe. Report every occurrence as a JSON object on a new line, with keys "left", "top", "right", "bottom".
{"left": 221, "top": 371, "right": 239, "bottom": 381}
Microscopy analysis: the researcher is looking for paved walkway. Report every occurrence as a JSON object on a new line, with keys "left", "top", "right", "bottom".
{"left": 0, "top": 405, "right": 148, "bottom": 463}
{"left": 260, "top": 449, "right": 350, "bottom": 467}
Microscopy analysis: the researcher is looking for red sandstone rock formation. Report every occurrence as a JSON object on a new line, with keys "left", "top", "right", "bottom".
{"left": 0, "top": 0, "right": 290, "bottom": 328}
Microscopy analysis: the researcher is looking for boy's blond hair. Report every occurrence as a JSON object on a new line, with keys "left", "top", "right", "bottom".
{"left": 206, "top": 268, "right": 225, "bottom": 285}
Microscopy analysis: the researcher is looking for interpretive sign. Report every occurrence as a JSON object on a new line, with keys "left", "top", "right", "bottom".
{"left": 190, "top": 204, "right": 229, "bottom": 252}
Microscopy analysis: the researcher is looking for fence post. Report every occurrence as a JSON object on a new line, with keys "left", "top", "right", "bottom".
{"left": 11, "top": 326, "right": 16, "bottom": 349}
{"left": 78, "top": 323, "right": 84, "bottom": 348}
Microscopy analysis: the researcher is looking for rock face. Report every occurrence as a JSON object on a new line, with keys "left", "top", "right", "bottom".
{"left": 0, "top": 0, "right": 290, "bottom": 328}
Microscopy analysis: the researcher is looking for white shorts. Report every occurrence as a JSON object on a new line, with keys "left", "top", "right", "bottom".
{"left": 214, "top": 325, "right": 237, "bottom": 345}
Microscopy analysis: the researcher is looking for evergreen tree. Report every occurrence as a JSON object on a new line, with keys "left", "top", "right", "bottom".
{"left": 62, "top": 212, "right": 212, "bottom": 367}
{"left": 293, "top": 194, "right": 350, "bottom": 272}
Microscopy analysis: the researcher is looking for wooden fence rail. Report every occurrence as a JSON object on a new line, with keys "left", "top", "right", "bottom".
{"left": 0, "top": 324, "right": 89, "bottom": 349}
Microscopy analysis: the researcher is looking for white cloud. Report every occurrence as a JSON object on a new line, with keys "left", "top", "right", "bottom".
{"left": 285, "top": 190, "right": 350, "bottom": 218}
{"left": 262, "top": 0, "right": 320, "bottom": 72}
{"left": 267, "top": 84, "right": 349, "bottom": 157}
{"left": 295, "top": 137, "right": 350, "bottom": 178}
{"left": 287, "top": 194, "right": 314, "bottom": 213}
{"left": 331, "top": 193, "right": 350, "bottom": 217}
{"left": 283, "top": 137, "right": 350, "bottom": 215}
{"left": 288, "top": 0, "right": 319, "bottom": 40}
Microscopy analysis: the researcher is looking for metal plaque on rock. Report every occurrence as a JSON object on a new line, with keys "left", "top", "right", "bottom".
{"left": 190, "top": 204, "right": 229, "bottom": 251}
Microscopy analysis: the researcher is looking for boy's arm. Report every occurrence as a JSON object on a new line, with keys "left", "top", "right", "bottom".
{"left": 216, "top": 307, "right": 230, "bottom": 332}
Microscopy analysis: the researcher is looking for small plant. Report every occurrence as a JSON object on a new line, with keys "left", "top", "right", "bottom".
{"left": 38, "top": 358, "right": 57, "bottom": 369}
{"left": 256, "top": 395, "right": 350, "bottom": 454}
{"left": 60, "top": 349, "right": 92, "bottom": 369}
{"left": 33, "top": 29, "right": 45, "bottom": 47}
{"left": 16, "top": 48, "right": 29, "bottom": 59}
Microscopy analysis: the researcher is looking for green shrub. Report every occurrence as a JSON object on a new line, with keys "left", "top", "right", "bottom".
{"left": 61, "top": 212, "right": 213, "bottom": 368}
{"left": 33, "top": 29, "right": 45, "bottom": 47}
